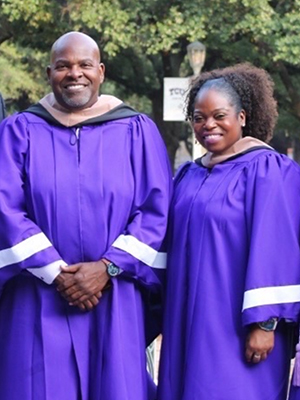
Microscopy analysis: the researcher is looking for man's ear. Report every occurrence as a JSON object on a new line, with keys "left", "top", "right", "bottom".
{"left": 99, "top": 63, "right": 105, "bottom": 84}
{"left": 46, "top": 66, "right": 51, "bottom": 82}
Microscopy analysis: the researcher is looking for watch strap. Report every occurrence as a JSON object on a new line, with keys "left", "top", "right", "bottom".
{"left": 102, "top": 259, "right": 121, "bottom": 277}
{"left": 257, "top": 317, "right": 278, "bottom": 332}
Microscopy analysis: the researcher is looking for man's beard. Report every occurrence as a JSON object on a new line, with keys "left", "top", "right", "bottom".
{"left": 61, "top": 92, "right": 91, "bottom": 109}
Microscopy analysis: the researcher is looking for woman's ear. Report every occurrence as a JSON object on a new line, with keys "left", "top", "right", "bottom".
{"left": 239, "top": 109, "right": 246, "bottom": 128}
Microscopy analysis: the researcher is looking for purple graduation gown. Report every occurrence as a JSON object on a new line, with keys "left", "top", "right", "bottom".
{"left": 0, "top": 106, "right": 172, "bottom": 400}
{"left": 157, "top": 149, "right": 300, "bottom": 400}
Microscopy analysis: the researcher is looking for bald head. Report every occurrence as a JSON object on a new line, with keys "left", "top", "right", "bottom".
{"left": 47, "top": 31, "right": 105, "bottom": 111}
{"left": 50, "top": 31, "right": 101, "bottom": 63}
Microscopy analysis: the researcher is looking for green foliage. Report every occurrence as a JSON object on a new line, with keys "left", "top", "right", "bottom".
{"left": 102, "top": 80, "right": 152, "bottom": 115}
{"left": 66, "top": 0, "right": 137, "bottom": 56}
{"left": 2, "top": 0, "right": 300, "bottom": 64}
{"left": 0, "top": 41, "right": 48, "bottom": 112}
{"left": 1, "top": 0, "right": 300, "bottom": 160}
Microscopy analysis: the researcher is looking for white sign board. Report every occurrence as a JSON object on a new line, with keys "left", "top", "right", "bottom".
{"left": 163, "top": 77, "right": 190, "bottom": 121}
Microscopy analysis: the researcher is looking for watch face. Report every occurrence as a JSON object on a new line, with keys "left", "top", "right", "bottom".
{"left": 107, "top": 263, "right": 120, "bottom": 277}
{"left": 258, "top": 318, "right": 278, "bottom": 331}
{"left": 262, "top": 322, "right": 273, "bottom": 329}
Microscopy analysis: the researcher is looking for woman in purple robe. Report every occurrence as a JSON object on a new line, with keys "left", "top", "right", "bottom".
{"left": 157, "top": 63, "right": 300, "bottom": 400}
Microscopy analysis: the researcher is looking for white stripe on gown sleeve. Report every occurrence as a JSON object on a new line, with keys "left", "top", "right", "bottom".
{"left": 0, "top": 233, "right": 52, "bottom": 268}
{"left": 0, "top": 232, "right": 67, "bottom": 284}
{"left": 242, "top": 285, "right": 300, "bottom": 311}
{"left": 112, "top": 234, "right": 167, "bottom": 269}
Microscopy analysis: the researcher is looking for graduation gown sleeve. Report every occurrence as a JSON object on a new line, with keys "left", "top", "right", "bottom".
{"left": 242, "top": 151, "right": 300, "bottom": 325}
{"left": 103, "top": 114, "right": 173, "bottom": 288}
{"left": 0, "top": 114, "right": 66, "bottom": 287}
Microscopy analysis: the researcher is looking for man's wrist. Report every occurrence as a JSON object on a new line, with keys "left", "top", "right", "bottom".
{"left": 101, "top": 259, "right": 121, "bottom": 278}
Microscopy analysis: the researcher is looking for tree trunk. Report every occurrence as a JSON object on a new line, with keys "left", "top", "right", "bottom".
{"left": 276, "top": 61, "right": 300, "bottom": 119}
{"left": 150, "top": 88, "right": 183, "bottom": 172}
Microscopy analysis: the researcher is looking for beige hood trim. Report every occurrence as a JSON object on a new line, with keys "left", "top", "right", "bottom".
{"left": 200, "top": 137, "right": 273, "bottom": 168}
{"left": 39, "top": 93, "right": 123, "bottom": 127}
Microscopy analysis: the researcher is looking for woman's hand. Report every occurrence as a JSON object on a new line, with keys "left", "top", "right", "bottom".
{"left": 245, "top": 325, "right": 275, "bottom": 363}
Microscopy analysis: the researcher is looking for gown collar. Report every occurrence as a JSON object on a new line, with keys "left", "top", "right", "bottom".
{"left": 200, "top": 137, "right": 273, "bottom": 168}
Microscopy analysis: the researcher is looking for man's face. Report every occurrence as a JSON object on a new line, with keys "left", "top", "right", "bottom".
{"left": 47, "top": 37, "right": 105, "bottom": 111}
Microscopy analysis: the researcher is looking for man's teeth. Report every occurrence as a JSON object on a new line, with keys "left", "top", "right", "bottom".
{"left": 66, "top": 84, "right": 84, "bottom": 89}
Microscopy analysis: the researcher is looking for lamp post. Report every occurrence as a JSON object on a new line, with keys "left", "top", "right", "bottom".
{"left": 187, "top": 41, "right": 206, "bottom": 77}
{"left": 163, "top": 41, "right": 207, "bottom": 168}
{"left": 186, "top": 41, "right": 206, "bottom": 159}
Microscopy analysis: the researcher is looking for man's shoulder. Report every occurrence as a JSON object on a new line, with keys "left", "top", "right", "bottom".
{"left": 24, "top": 103, "right": 63, "bottom": 125}
{"left": 0, "top": 109, "right": 40, "bottom": 126}
{"left": 83, "top": 103, "right": 140, "bottom": 125}
{"left": 23, "top": 102, "right": 141, "bottom": 127}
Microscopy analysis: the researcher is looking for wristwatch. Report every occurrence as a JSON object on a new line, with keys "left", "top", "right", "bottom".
{"left": 257, "top": 317, "right": 278, "bottom": 332}
{"left": 106, "top": 261, "right": 121, "bottom": 277}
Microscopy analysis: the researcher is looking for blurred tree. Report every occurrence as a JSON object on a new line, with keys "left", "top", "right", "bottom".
{"left": 1, "top": 0, "right": 300, "bottom": 164}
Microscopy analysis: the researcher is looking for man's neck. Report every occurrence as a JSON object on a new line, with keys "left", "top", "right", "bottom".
{"left": 39, "top": 93, "right": 123, "bottom": 127}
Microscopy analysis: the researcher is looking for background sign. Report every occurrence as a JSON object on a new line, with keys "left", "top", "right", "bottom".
{"left": 163, "top": 77, "right": 190, "bottom": 121}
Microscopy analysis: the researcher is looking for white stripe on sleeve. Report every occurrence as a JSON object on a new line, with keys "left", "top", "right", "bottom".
{"left": 242, "top": 285, "right": 300, "bottom": 311}
{"left": 0, "top": 233, "right": 52, "bottom": 268}
{"left": 152, "top": 251, "right": 167, "bottom": 269}
{"left": 112, "top": 234, "right": 167, "bottom": 269}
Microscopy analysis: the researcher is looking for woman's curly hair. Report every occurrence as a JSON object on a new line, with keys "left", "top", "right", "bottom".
{"left": 185, "top": 63, "right": 278, "bottom": 142}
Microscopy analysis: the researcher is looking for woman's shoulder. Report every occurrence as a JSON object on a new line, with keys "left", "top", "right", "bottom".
{"left": 249, "top": 148, "right": 300, "bottom": 171}
{"left": 175, "top": 160, "right": 200, "bottom": 176}
{"left": 243, "top": 149, "right": 300, "bottom": 190}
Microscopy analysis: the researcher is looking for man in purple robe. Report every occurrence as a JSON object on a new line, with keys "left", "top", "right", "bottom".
{"left": 0, "top": 31, "right": 172, "bottom": 400}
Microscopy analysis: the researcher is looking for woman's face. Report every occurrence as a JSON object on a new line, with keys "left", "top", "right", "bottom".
{"left": 192, "top": 88, "right": 246, "bottom": 156}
